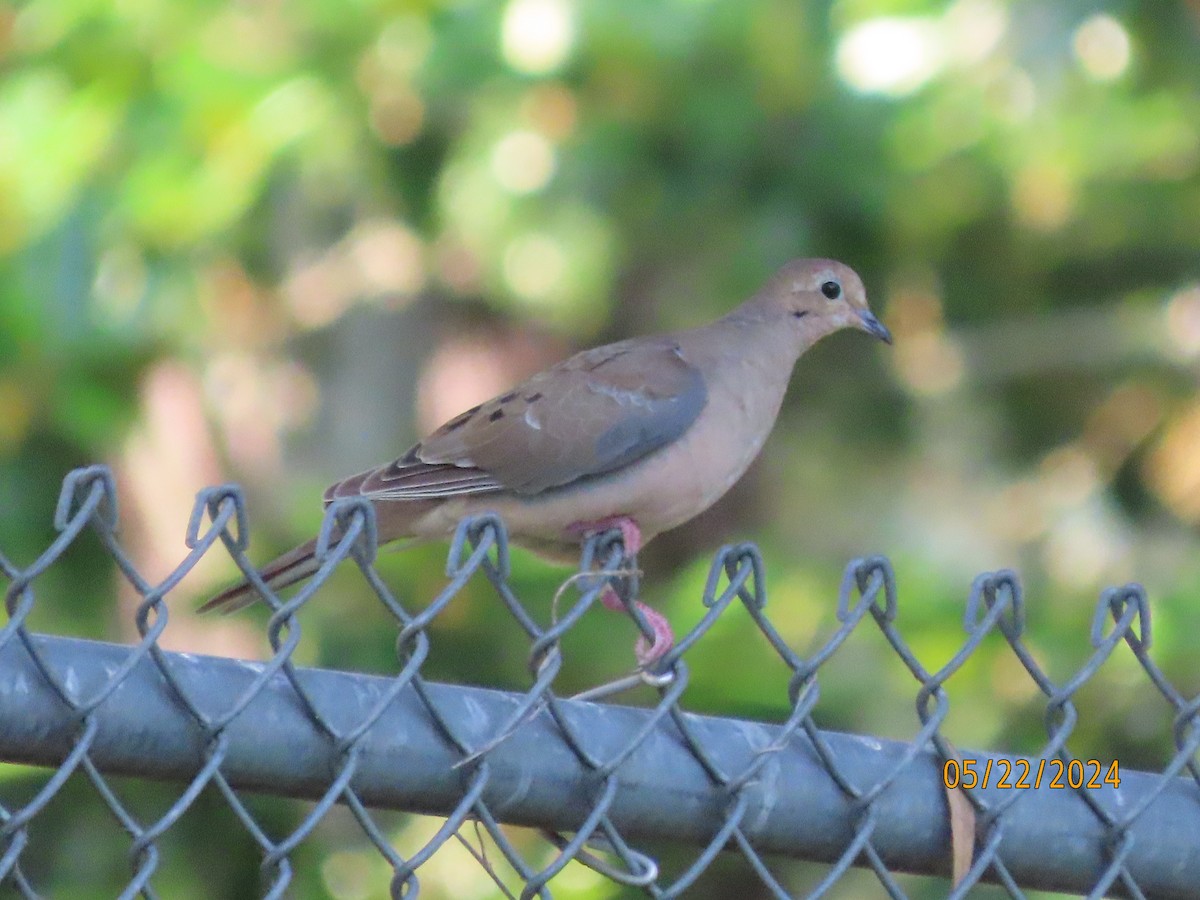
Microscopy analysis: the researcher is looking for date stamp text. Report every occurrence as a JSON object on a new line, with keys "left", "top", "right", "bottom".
{"left": 943, "top": 758, "right": 1120, "bottom": 790}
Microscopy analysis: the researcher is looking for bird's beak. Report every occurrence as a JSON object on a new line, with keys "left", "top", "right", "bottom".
{"left": 858, "top": 310, "right": 892, "bottom": 344}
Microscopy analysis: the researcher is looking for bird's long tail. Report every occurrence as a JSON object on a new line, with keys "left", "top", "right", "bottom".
{"left": 198, "top": 538, "right": 320, "bottom": 614}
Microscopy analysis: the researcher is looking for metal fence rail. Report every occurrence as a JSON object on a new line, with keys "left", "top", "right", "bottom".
{"left": 2, "top": 466, "right": 1199, "bottom": 899}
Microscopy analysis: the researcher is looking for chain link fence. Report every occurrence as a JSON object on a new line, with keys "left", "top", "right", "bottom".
{"left": 2, "top": 465, "right": 1199, "bottom": 898}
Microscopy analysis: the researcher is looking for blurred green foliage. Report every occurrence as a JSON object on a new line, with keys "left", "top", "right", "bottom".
{"left": 3, "top": 0, "right": 1200, "bottom": 896}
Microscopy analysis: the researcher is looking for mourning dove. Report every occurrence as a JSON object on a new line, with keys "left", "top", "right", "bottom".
{"left": 202, "top": 258, "right": 891, "bottom": 664}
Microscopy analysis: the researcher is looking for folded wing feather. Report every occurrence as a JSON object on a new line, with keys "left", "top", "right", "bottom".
{"left": 323, "top": 337, "right": 708, "bottom": 504}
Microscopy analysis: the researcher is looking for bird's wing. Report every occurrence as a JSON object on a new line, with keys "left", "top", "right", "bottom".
{"left": 325, "top": 337, "right": 708, "bottom": 502}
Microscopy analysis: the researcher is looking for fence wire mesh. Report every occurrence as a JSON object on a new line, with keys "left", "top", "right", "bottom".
{"left": 2, "top": 465, "right": 1200, "bottom": 899}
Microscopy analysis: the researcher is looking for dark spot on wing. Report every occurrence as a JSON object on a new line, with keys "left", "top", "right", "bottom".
{"left": 584, "top": 344, "right": 638, "bottom": 372}
{"left": 442, "top": 404, "right": 481, "bottom": 433}
{"left": 525, "top": 392, "right": 543, "bottom": 402}
{"left": 499, "top": 391, "right": 518, "bottom": 403}
{"left": 488, "top": 408, "right": 504, "bottom": 422}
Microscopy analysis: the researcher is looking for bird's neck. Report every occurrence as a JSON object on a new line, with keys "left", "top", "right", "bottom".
{"left": 709, "top": 309, "right": 810, "bottom": 368}
{"left": 679, "top": 315, "right": 805, "bottom": 422}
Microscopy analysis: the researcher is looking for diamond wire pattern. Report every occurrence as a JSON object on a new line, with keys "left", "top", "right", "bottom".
{"left": 2, "top": 465, "right": 1199, "bottom": 898}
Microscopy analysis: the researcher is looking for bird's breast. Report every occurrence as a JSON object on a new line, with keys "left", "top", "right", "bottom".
{"left": 627, "top": 373, "right": 777, "bottom": 531}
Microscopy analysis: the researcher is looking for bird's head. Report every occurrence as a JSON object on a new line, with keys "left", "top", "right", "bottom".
{"left": 746, "top": 258, "right": 892, "bottom": 346}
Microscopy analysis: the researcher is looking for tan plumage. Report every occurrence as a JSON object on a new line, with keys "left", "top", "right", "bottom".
{"left": 202, "top": 258, "right": 890, "bottom": 614}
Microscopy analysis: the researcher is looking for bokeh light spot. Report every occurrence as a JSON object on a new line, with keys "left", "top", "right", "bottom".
{"left": 1073, "top": 14, "right": 1131, "bottom": 82}
{"left": 502, "top": 0, "right": 574, "bottom": 75}
{"left": 491, "top": 130, "right": 556, "bottom": 194}
{"left": 93, "top": 243, "right": 147, "bottom": 326}
{"left": 1042, "top": 504, "right": 1129, "bottom": 590}
{"left": 503, "top": 233, "right": 566, "bottom": 302}
{"left": 369, "top": 86, "right": 425, "bottom": 146}
{"left": 519, "top": 83, "right": 578, "bottom": 140}
{"left": 348, "top": 219, "right": 426, "bottom": 296}
{"left": 1038, "top": 445, "right": 1100, "bottom": 513}
{"left": 1012, "top": 163, "right": 1074, "bottom": 231}
{"left": 943, "top": 0, "right": 1006, "bottom": 66}
{"left": 836, "top": 17, "right": 943, "bottom": 96}
{"left": 886, "top": 277, "right": 964, "bottom": 396}
{"left": 894, "top": 331, "right": 965, "bottom": 396}
{"left": 1148, "top": 402, "right": 1200, "bottom": 523}
{"left": 988, "top": 69, "right": 1036, "bottom": 123}
{"left": 375, "top": 15, "right": 433, "bottom": 77}
{"left": 1164, "top": 285, "right": 1200, "bottom": 360}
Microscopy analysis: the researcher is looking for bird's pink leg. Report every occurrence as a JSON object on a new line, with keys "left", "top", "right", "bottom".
{"left": 567, "top": 515, "right": 674, "bottom": 667}
{"left": 567, "top": 514, "right": 643, "bottom": 556}
{"left": 619, "top": 602, "right": 674, "bottom": 668}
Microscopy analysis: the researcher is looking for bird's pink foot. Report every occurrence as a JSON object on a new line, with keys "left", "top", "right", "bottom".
{"left": 568, "top": 515, "right": 643, "bottom": 557}
{"left": 570, "top": 516, "right": 669, "bottom": 667}
{"left": 600, "top": 586, "right": 674, "bottom": 668}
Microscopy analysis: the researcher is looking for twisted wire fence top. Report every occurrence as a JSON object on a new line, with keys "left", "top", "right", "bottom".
{"left": 2, "top": 465, "right": 1199, "bottom": 899}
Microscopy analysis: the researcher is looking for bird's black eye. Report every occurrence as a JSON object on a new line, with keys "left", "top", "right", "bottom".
{"left": 821, "top": 280, "right": 842, "bottom": 300}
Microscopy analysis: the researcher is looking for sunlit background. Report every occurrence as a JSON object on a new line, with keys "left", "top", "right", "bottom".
{"left": 2, "top": 0, "right": 1200, "bottom": 896}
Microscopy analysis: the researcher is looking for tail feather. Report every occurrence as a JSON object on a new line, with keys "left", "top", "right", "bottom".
{"left": 198, "top": 538, "right": 320, "bottom": 614}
